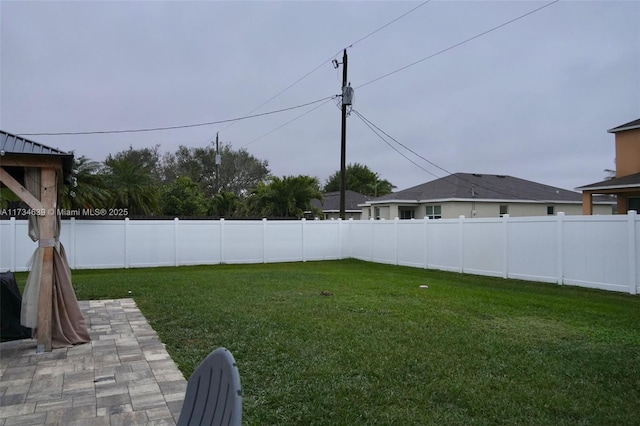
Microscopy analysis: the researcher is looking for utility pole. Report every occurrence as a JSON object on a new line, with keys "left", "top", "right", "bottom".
{"left": 215, "top": 133, "right": 221, "bottom": 193}
{"left": 339, "top": 49, "right": 349, "bottom": 220}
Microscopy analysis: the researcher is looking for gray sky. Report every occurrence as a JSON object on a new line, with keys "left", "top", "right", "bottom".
{"left": 1, "top": 0, "right": 638, "bottom": 192}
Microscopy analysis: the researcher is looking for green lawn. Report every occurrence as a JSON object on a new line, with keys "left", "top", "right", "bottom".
{"left": 48, "top": 260, "right": 640, "bottom": 424}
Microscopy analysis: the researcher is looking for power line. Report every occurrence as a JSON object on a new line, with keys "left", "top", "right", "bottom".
{"left": 212, "top": 52, "right": 344, "bottom": 139}
{"left": 354, "top": 110, "right": 452, "bottom": 176}
{"left": 16, "top": 3, "right": 430, "bottom": 141}
{"left": 348, "top": 1, "right": 431, "bottom": 48}
{"left": 242, "top": 97, "right": 335, "bottom": 148}
{"left": 352, "top": 110, "right": 441, "bottom": 179}
{"left": 352, "top": 109, "right": 557, "bottom": 203}
{"left": 212, "top": 1, "right": 431, "bottom": 142}
{"left": 16, "top": 96, "right": 334, "bottom": 136}
{"left": 357, "top": 0, "right": 560, "bottom": 90}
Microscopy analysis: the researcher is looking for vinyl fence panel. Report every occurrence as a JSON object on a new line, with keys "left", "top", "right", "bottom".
{"left": 1, "top": 212, "right": 638, "bottom": 294}
{"left": 461, "top": 218, "right": 504, "bottom": 278}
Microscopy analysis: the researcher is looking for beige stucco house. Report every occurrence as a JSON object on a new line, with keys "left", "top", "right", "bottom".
{"left": 360, "top": 173, "right": 613, "bottom": 220}
{"left": 577, "top": 118, "right": 640, "bottom": 214}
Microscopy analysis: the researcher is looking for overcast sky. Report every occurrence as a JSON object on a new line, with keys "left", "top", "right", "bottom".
{"left": 1, "top": 1, "right": 638, "bottom": 192}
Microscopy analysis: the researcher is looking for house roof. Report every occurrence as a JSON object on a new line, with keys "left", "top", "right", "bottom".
{"left": 365, "top": 173, "right": 587, "bottom": 204}
{"left": 576, "top": 172, "right": 640, "bottom": 191}
{"left": 1, "top": 130, "right": 74, "bottom": 175}
{"left": 607, "top": 118, "right": 640, "bottom": 134}
{"left": 311, "top": 190, "right": 371, "bottom": 212}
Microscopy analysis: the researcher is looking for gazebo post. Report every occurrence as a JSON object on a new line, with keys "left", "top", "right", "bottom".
{"left": 2, "top": 131, "right": 90, "bottom": 353}
{"left": 36, "top": 167, "right": 57, "bottom": 352}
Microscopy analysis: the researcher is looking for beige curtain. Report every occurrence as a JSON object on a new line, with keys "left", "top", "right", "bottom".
{"left": 20, "top": 167, "right": 90, "bottom": 348}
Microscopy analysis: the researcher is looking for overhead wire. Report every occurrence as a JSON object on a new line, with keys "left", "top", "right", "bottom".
{"left": 241, "top": 97, "right": 336, "bottom": 148}
{"left": 352, "top": 110, "right": 440, "bottom": 179}
{"left": 16, "top": 96, "right": 334, "bottom": 137}
{"left": 238, "top": 0, "right": 559, "bottom": 156}
{"left": 348, "top": 1, "right": 431, "bottom": 48}
{"left": 356, "top": 0, "right": 560, "bottom": 90}
{"left": 210, "top": 1, "right": 431, "bottom": 145}
{"left": 15, "top": 0, "right": 559, "bottom": 181}
{"left": 352, "top": 109, "right": 561, "bottom": 203}
{"left": 354, "top": 110, "right": 452, "bottom": 176}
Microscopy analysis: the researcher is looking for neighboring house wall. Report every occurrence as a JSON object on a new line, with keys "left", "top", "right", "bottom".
{"left": 616, "top": 128, "right": 640, "bottom": 177}
{"left": 362, "top": 201, "right": 611, "bottom": 220}
{"left": 579, "top": 120, "right": 640, "bottom": 215}
{"left": 361, "top": 173, "right": 612, "bottom": 220}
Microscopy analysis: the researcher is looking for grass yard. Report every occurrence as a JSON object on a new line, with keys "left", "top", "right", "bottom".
{"left": 49, "top": 260, "right": 640, "bottom": 425}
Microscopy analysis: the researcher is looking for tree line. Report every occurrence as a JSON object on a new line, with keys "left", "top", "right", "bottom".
{"left": 56, "top": 144, "right": 395, "bottom": 219}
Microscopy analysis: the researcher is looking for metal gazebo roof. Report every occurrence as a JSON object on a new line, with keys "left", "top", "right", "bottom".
{"left": 1, "top": 130, "right": 74, "bottom": 177}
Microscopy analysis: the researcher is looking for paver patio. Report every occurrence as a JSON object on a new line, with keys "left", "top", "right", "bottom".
{"left": 0, "top": 299, "right": 186, "bottom": 425}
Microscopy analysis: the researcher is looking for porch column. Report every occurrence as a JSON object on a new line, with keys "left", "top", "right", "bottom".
{"left": 582, "top": 191, "right": 593, "bottom": 215}
{"left": 617, "top": 194, "right": 628, "bottom": 215}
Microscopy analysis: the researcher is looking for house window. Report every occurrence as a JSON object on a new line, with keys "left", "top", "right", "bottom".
{"left": 399, "top": 208, "right": 415, "bottom": 220}
{"left": 374, "top": 207, "right": 380, "bottom": 220}
{"left": 629, "top": 197, "right": 640, "bottom": 212}
{"left": 425, "top": 205, "right": 441, "bottom": 219}
{"left": 547, "top": 206, "right": 554, "bottom": 215}
{"left": 499, "top": 205, "right": 509, "bottom": 217}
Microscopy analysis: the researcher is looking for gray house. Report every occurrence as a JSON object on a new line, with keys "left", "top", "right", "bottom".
{"left": 360, "top": 173, "right": 614, "bottom": 220}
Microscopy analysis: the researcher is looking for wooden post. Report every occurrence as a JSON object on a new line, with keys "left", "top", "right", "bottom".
{"left": 36, "top": 167, "right": 57, "bottom": 352}
{"left": 582, "top": 192, "right": 593, "bottom": 215}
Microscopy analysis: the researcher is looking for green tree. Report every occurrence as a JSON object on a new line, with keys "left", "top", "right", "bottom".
{"left": 162, "top": 143, "right": 269, "bottom": 197}
{"left": 103, "top": 157, "right": 160, "bottom": 216}
{"left": 106, "top": 145, "right": 163, "bottom": 183}
{"left": 210, "top": 192, "right": 242, "bottom": 218}
{"left": 248, "top": 175, "right": 323, "bottom": 218}
{"left": 0, "top": 187, "right": 20, "bottom": 209}
{"left": 160, "top": 176, "right": 208, "bottom": 217}
{"left": 61, "top": 155, "right": 110, "bottom": 210}
{"left": 324, "top": 163, "right": 395, "bottom": 197}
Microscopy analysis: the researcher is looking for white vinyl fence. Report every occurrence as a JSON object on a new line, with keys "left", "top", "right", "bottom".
{"left": 1, "top": 212, "right": 638, "bottom": 294}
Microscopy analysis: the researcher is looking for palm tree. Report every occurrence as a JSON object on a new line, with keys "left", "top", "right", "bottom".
{"left": 211, "top": 192, "right": 241, "bottom": 218}
{"left": 61, "top": 155, "right": 110, "bottom": 210}
{"left": 248, "top": 175, "right": 323, "bottom": 218}
{"left": 103, "top": 158, "right": 159, "bottom": 216}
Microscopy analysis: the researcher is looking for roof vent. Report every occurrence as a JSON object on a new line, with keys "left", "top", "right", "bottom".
{"left": 497, "top": 175, "right": 506, "bottom": 178}
{"left": 472, "top": 173, "right": 482, "bottom": 177}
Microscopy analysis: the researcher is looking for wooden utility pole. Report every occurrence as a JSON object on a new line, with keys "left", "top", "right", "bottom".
{"left": 340, "top": 49, "right": 348, "bottom": 220}
{"left": 215, "top": 133, "right": 220, "bottom": 193}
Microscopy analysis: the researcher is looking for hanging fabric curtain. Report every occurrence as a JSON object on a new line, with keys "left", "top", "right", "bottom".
{"left": 20, "top": 167, "right": 90, "bottom": 348}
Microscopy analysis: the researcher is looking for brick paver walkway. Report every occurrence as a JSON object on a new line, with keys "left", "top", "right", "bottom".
{"left": 0, "top": 299, "right": 186, "bottom": 425}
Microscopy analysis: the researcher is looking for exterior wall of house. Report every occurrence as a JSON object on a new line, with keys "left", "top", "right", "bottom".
{"left": 615, "top": 128, "right": 640, "bottom": 177}
{"left": 361, "top": 201, "right": 613, "bottom": 219}
{"left": 445, "top": 202, "right": 599, "bottom": 218}
{"left": 360, "top": 204, "right": 398, "bottom": 220}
